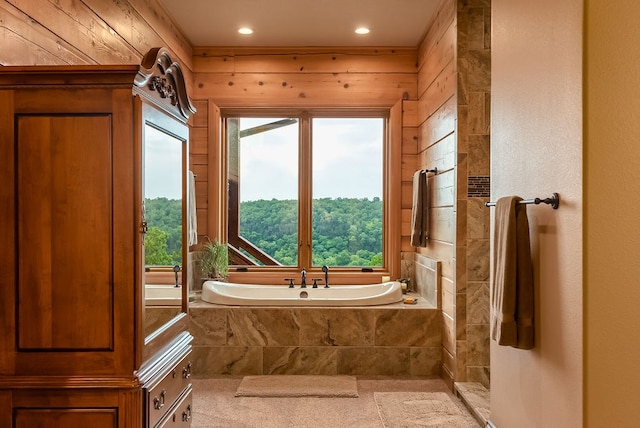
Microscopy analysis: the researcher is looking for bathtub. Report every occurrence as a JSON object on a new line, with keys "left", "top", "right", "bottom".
{"left": 201, "top": 280, "right": 403, "bottom": 306}
{"left": 145, "top": 284, "right": 182, "bottom": 306}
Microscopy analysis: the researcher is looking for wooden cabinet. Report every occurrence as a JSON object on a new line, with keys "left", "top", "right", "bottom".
{"left": 141, "top": 338, "right": 193, "bottom": 428}
{"left": 156, "top": 387, "right": 193, "bottom": 427}
{"left": 0, "top": 48, "right": 195, "bottom": 427}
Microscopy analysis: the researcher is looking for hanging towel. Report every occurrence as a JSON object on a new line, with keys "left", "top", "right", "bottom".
{"left": 490, "top": 196, "right": 534, "bottom": 349}
{"left": 188, "top": 170, "right": 198, "bottom": 247}
{"left": 410, "top": 170, "right": 429, "bottom": 247}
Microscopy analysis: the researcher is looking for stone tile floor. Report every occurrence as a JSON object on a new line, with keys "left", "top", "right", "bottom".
{"left": 455, "top": 382, "right": 490, "bottom": 426}
{"left": 191, "top": 376, "right": 481, "bottom": 427}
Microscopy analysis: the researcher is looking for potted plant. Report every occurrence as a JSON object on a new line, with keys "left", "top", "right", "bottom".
{"left": 199, "top": 238, "right": 229, "bottom": 281}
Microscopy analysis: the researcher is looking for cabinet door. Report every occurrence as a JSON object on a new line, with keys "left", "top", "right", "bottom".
{"left": 6, "top": 387, "right": 142, "bottom": 428}
{"left": 0, "top": 86, "right": 136, "bottom": 376}
{"left": 14, "top": 409, "right": 118, "bottom": 428}
{"left": 17, "top": 115, "right": 113, "bottom": 351}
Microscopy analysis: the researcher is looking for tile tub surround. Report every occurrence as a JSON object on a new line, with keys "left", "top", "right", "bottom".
{"left": 145, "top": 306, "right": 181, "bottom": 337}
{"left": 189, "top": 296, "right": 441, "bottom": 377}
{"left": 412, "top": 253, "right": 440, "bottom": 308}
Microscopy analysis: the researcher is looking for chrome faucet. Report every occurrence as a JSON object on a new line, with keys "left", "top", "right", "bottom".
{"left": 300, "top": 268, "right": 307, "bottom": 288}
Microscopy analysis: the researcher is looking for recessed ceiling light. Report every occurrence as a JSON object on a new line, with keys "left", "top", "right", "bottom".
{"left": 355, "top": 27, "right": 370, "bottom": 35}
{"left": 238, "top": 27, "right": 253, "bottom": 35}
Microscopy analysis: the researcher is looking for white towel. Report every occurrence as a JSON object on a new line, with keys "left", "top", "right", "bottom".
{"left": 410, "top": 171, "right": 429, "bottom": 247}
{"left": 188, "top": 170, "right": 198, "bottom": 246}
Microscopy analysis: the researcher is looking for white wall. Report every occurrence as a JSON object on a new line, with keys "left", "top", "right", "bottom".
{"left": 490, "top": 0, "right": 583, "bottom": 426}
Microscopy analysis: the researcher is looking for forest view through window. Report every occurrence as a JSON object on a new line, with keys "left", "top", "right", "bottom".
{"left": 226, "top": 113, "right": 384, "bottom": 269}
{"left": 143, "top": 124, "right": 183, "bottom": 268}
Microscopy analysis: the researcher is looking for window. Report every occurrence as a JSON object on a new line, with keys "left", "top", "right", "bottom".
{"left": 225, "top": 110, "right": 386, "bottom": 273}
{"left": 311, "top": 118, "right": 384, "bottom": 267}
{"left": 227, "top": 116, "right": 300, "bottom": 266}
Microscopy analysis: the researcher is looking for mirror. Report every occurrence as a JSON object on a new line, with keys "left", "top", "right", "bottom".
{"left": 144, "top": 124, "right": 182, "bottom": 269}
{"left": 141, "top": 104, "right": 188, "bottom": 338}
{"left": 133, "top": 47, "right": 196, "bottom": 360}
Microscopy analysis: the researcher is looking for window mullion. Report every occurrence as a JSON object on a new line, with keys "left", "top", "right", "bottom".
{"left": 298, "top": 112, "right": 312, "bottom": 269}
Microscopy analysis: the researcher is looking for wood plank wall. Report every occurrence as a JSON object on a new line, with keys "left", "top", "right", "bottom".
{"left": 189, "top": 98, "right": 210, "bottom": 239}
{"left": 191, "top": 47, "right": 417, "bottom": 107}
{"left": 190, "top": 47, "right": 419, "bottom": 250}
{"left": 413, "top": 0, "right": 458, "bottom": 388}
{"left": 0, "top": 0, "right": 192, "bottom": 80}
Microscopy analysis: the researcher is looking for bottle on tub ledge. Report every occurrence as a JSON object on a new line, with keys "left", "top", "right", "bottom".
{"left": 397, "top": 278, "right": 410, "bottom": 294}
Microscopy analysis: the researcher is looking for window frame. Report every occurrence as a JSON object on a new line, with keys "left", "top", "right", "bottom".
{"left": 221, "top": 107, "right": 395, "bottom": 285}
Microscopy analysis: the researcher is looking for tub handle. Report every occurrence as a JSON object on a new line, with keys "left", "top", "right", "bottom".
{"left": 284, "top": 278, "right": 295, "bottom": 288}
{"left": 312, "top": 278, "right": 322, "bottom": 288}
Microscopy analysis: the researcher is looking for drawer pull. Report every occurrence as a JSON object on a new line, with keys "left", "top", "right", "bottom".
{"left": 182, "top": 362, "right": 192, "bottom": 379}
{"left": 182, "top": 404, "right": 192, "bottom": 422}
{"left": 153, "top": 389, "right": 166, "bottom": 410}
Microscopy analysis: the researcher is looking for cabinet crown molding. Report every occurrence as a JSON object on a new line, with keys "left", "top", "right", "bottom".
{"left": 135, "top": 47, "right": 196, "bottom": 121}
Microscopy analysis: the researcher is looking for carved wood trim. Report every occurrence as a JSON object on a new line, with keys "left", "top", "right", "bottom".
{"left": 135, "top": 47, "right": 196, "bottom": 121}
{"left": 0, "top": 375, "right": 140, "bottom": 389}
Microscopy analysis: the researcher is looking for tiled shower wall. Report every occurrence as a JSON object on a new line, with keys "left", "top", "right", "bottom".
{"left": 401, "top": 252, "right": 440, "bottom": 309}
{"left": 456, "top": 0, "right": 491, "bottom": 388}
{"left": 410, "top": 0, "right": 491, "bottom": 389}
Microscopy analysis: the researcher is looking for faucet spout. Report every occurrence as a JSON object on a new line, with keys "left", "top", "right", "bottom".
{"left": 300, "top": 268, "right": 307, "bottom": 288}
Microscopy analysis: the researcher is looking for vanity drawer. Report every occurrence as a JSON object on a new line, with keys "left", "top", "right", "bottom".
{"left": 146, "top": 351, "right": 193, "bottom": 427}
{"left": 155, "top": 386, "right": 193, "bottom": 427}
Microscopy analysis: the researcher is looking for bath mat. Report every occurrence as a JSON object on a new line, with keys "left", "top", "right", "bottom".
{"left": 374, "top": 392, "right": 479, "bottom": 427}
{"left": 235, "top": 375, "right": 359, "bottom": 398}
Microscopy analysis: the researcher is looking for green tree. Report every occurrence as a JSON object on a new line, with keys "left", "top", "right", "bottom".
{"left": 145, "top": 226, "right": 174, "bottom": 265}
{"left": 145, "top": 197, "right": 182, "bottom": 265}
{"left": 239, "top": 197, "right": 383, "bottom": 267}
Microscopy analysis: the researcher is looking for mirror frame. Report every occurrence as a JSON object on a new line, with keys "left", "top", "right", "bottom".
{"left": 133, "top": 47, "right": 195, "bottom": 364}
{"left": 141, "top": 100, "right": 188, "bottom": 335}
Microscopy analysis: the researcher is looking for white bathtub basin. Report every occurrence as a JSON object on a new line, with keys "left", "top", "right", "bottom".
{"left": 201, "top": 280, "right": 403, "bottom": 306}
{"left": 145, "top": 284, "right": 182, "bottom": 306}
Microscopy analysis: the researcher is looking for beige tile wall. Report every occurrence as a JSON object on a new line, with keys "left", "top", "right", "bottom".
{"left": 189, "top": 304, "right": 441, "bottom": 377}
{"left": 145, "top": 307, "right": 181, "bottom": 337}
{"left": 413, "top": 254, "right": 441, "bottom": 308}
{"left": 456, "top": 0, "right": 492, "bottom": 388}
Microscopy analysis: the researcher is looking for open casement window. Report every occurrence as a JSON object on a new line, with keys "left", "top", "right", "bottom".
{"left": 227, "top": 116, "right": 300, "bottom": 266}
{"left": 224, "top": 109, "right": 389, "bottom": 280}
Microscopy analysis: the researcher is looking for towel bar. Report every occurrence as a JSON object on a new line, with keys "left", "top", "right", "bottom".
{"left": 485, "top": 193, "right": 560, "bottom": 209}
{"left": 420, "top": 168, "right": 438, "bottom": 174}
